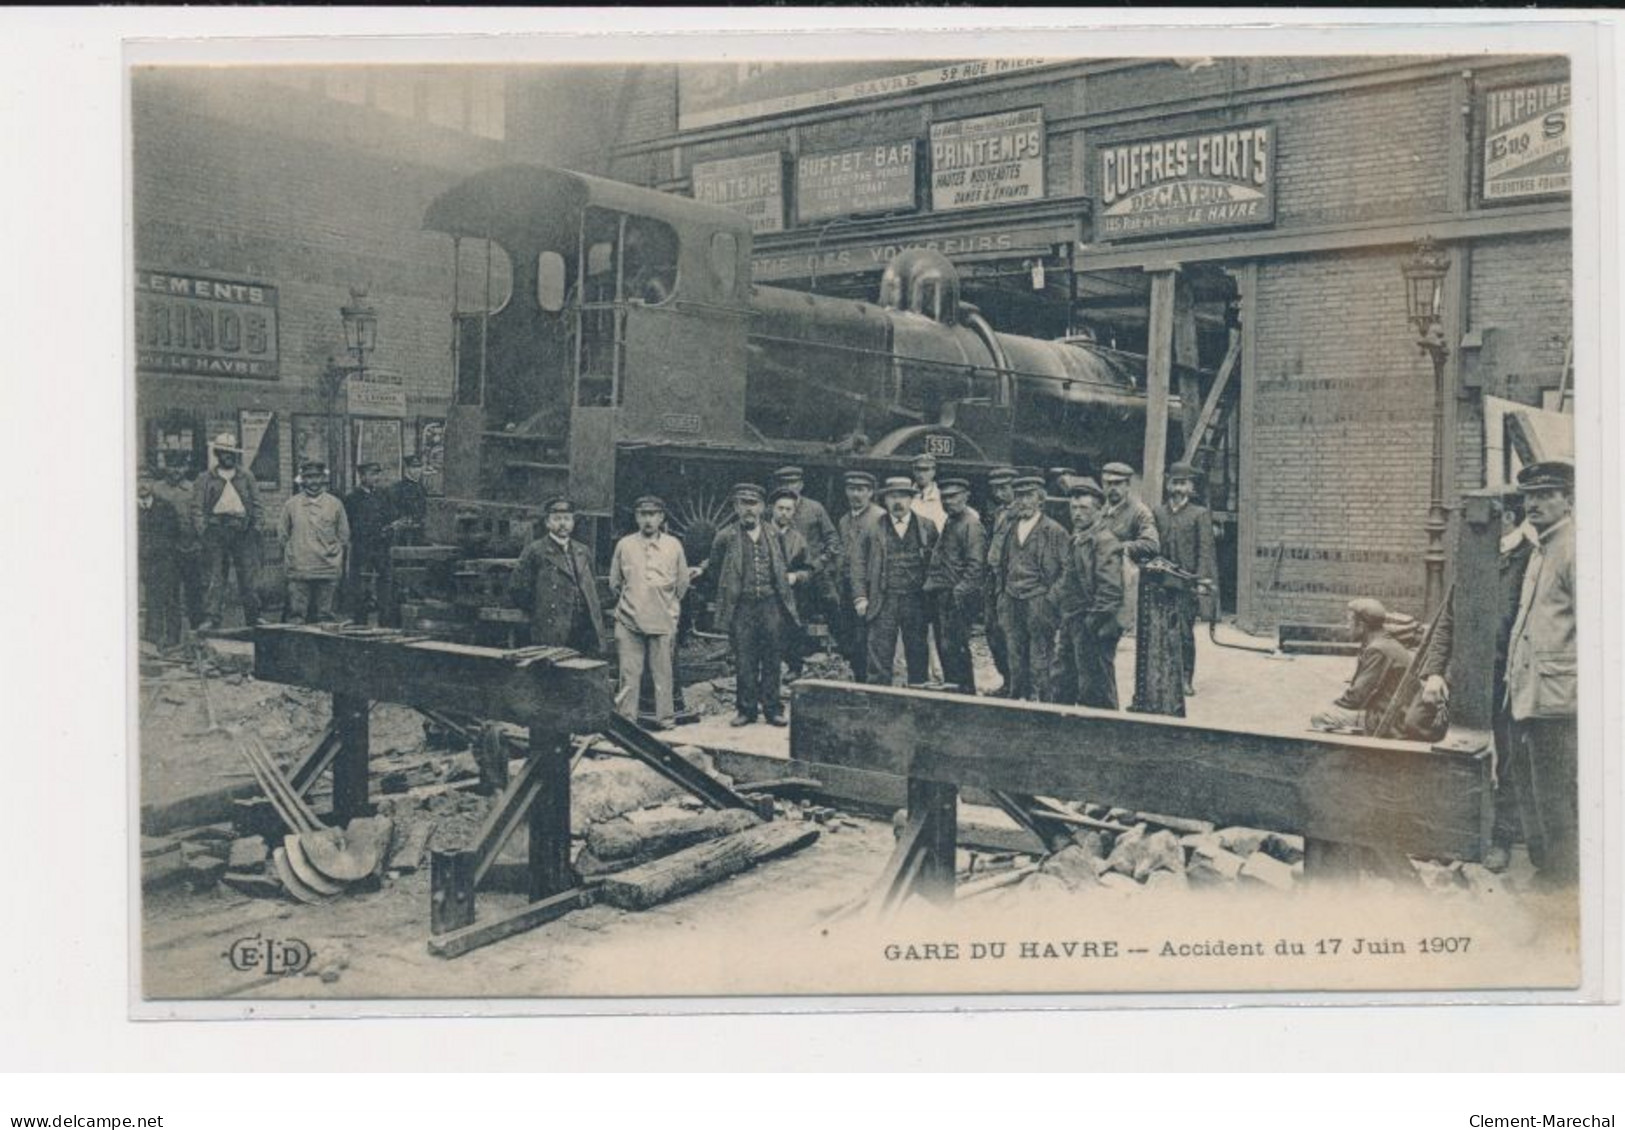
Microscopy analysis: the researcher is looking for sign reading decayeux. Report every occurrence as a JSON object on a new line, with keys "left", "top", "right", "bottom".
{"left": 929, "top": 107, "right": 1045, "bottom": 212}
{"left": 1482, "top": 81, "right": 1571, "bottom": 203}
{"left": 691, "top": 151, "right": 786, "bottom": 234}
{"left": 1096, "top": 123, "right": 1276, "bottom": 240}
{"left": 134, "top": 270, "right": 279, "bottom": 379}
{"left": 795, "top": 141, "right": 918, "bottom": 223}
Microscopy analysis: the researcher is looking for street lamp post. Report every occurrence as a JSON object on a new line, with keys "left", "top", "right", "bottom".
{"left": 1401, "top": 238, "right": 1452, "bottom": 620}
{"left": 329, "top": 287, "right": 378, "bottom": 495}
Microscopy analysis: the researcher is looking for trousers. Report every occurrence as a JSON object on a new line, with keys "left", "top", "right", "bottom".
{"left": 999, "top": 594, "right": 1055, "bottom": 702}
{"left": 1062, "top": 616, "right": 1121, "bottom": 710}
{"left": 285, "top": 578, "right": 338, "bottom": 623}
{"left": 731, "top": 595, "right": 785, "bottom": 719}
{"left": 140, "top": 557, "right": 184, "bottom": 647}
{"left": 615, "top": 621, "right": 676, "bottom": 725}
{"left": 929, "top": 590, "right": 976, "bottom": 693}
{"left": 985, "top": 589, "right": 1010, "bottom": 691}
{"left": 866, "top": 589, "right": 930, "bottom": 686}
{"left": 202, "top": 519, "right": 260, "bottom": 626}
{"left": 1506, "top": 717, "right": 1579, "bottom": 886}
{"left": 837, "top": 582, "right": 870, "bottom": 682}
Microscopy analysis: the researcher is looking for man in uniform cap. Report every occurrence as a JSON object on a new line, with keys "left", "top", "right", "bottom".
{"left": 1151, "top": 461, "right": 1218, "bottom": 696}
{"left": 150, "top": 450, "right": 207, "bottom": 635}
{"left": 344, "top": 460, "right": 392, "bottom": 623}
{"left": 279, "top": 460, "right": 349, "bottom": 624}
{"left": 388, "top": 453, "right": 429, "bottom": 540}
{"left": 607, "top": 495, "right": 691, "bottom": 729}
{"left": 910, "top": 452, "right": 945, "bottom": 532}
{"left": 923, "top": 478, "right": 986, "bottom": 693}
{"left": 705, "top": 483, "right": 799, "bottom": 726}
{"left": 509, "top": 497, "right": 607, "bottom": 655}
{"left": 1310, "top": 597, "right": 1412, "bottom": 734}
{"left": 137, "top": 470, "right": 187, "bottom": 648}
{"left": 981, "top": 466, "right": 1019, "bottom": 693}
{"left": 769, "top": 485, "right": 817, "bottom": 677}
{"left": 193, "top": 432, "right": 262, "bottom": 629}
{"left": 853, "top": 476, "right": 938, "bottom": 686}
{"left": 1099, "top": 462, "right": 1161, "bottom": 642}
{"left": 836, "top": 470, "right": 884, "bottom": 681}
{"left": 772, "top": 470, "right": 836, "bottom": 672}
{"left": 989, "top": 476, "right": 1069, "bottom": 702}
{"left": 1502, "top": 459, "right": 1577, "bottom": 886}
{"left": 1056, "top": 477, "right": 1125, "bottom": 709}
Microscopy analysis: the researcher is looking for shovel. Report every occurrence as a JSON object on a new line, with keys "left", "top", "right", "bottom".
{"left": 238, "top": 735, "right": 390, "bottom": 888}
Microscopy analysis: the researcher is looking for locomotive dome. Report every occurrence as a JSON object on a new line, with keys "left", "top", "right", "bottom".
{"left": 877, "top": 247, "right": 961, "bottom": 325}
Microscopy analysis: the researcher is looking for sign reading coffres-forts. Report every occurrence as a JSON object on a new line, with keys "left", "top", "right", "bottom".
{"left": 1097, "top": 124, "right": 1276, "bottom": 240}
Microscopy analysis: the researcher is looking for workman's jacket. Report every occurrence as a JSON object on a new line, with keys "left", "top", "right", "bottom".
{"left": 851, "top": 511, "right": 938, "bottom": 622}
{"left": 924, "top": 507, "right": 987, "bottom": 609}
{"left": 192, "top": 467, "right": 261, "bottom": 531}
{"left": 1505, "top": 517, "right": 1577, "bottom": 720}
{"left": 989, "top": 513, "right": 1069, "bottom": 611}
{"left": 837, "top": 503, "right": 884, "bottom": 596}
{"left": 138, "top": 494, "right": 186, "bottom": 570}
{"left": 789, "top": 496, "right": 842, "bottom": 576}
{"left": 344, "top": 486, "right": 394, "bottom": 568}
{"left": 707, "top": 523, "right": 799, "bottom": 630}
{"left": 1056, "top": 522, "right": 1125, "bottom": 634}
{"left": 1152, "top": 500, "right": 1217, "bottom": 590}
{"left": 150, "top": 478, "right": 202, "bottom": 552}
{"left": 1333, "top": 633, "right": 1413, "bottom": 733}
{"left": 509, "top": 534, "right": 607, "bottom": 652}
{"left": 279, "top": 491, "right": 351, "bottom": 581}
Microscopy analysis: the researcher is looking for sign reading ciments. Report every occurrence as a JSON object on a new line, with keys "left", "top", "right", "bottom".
{"left": 1097, "top": 123, "right": 1276, "bottom": 240}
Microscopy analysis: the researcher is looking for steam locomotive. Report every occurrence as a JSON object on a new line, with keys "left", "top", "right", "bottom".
{"left": 419, "top": 163, "right": 1193, "bottom": 566}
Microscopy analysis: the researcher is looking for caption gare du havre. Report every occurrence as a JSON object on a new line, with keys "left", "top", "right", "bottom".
{"left": 132, "top": 55, "right": 1579, "bottom": 973}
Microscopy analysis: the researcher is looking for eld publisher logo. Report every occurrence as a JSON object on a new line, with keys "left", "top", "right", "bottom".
{"left": 226, "top": 936, "right": 313, "bottom": 975}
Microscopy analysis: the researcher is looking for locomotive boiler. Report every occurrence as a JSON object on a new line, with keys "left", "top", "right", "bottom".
{"left": 420, "top": 163, "right": 1190, "bottom": 564}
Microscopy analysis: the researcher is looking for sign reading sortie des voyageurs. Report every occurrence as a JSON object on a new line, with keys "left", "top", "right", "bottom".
{"left": 135, "top": 270, "right": 280, "bottom": 379}
{"left": 1096, "top": 123, "right": 1276, "bottom": 240}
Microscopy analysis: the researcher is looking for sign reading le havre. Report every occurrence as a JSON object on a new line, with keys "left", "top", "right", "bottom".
{"left": 136, "top": 270, "right": 280, "bottom": 379}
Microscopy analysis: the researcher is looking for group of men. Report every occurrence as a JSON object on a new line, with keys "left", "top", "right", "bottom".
{"left": 136, "top": 432, "right": 429, "bottom": 645}
{"left": 1309, "top": 459, "right": 1578, "bottom": 887}
{"left": 503, "top": 454, "right": 1219, "bottom": 733}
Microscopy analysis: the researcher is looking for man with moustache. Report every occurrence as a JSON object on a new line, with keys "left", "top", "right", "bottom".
{"left": 193, "top": 432, "right": 262, "bottom": 630}
{"left": 1099, "top": 461, "right": 1162, "bottom": 634}
{"left": 981, "top": 465, "right": 1018, "bottom": 695}
{"left": 1151, "top": 461, "right": 1218, "bottom": 697}
{"left": 991, "top": 476, "right": 1069, "bottom": 702}
{"left": 770, "top": 485, "right": 817, "bottom": 678}
{"left": 1056, "top": 478, "right": 1125, "bottom": 709}
{"left": 608, "top": 495, "right": 690, "bottom": 730}
{"left": 923, "top": 478, "right": 986, "bottom": 694}
{"left": 853, "top": 476, "right": 939, "bottom": 687}
{"left": 278, "top": 460, "right": 350, "bottom": 625}
{"left": 706, "top": 484, "right": 799, "bottom": 727}
{"left": 836, "top": 470, "right": 884, "bottom": 682}
{"left": 509, "top": 497, "right": 607, "bottom": 654}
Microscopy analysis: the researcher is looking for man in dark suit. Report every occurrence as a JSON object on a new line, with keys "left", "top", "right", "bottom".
{"left": 387, "top": 453, "right": 429, "bottom": 542}
{"left": 705, "top": 483, "right": 799, "bottom": 727}
{"left": 344, "top": 460, "right": 393, "bottom": 624}
{"left": 1152, "top": 461, "right": 1219, "bottom": 696}
{"left": 509, "top": 497, "right": 607, "bottom": 654}
{"left": 981, "top": 465, "right": 1018, "bottom": 695}
{"left": 924, "top": 477, "right": 986, "bottom": 694}
{"left": 773, "top": 466, "right": 841, "bottom": 664}
{"left": 138, "top": 474, "right": 187, "bottom": 648}
{"left": 835, "top": 470, "right": 884, "bottom": 682}
{"left": 991, "top": 476, "right": 1069, "bottom": 702}
{"left": 1057, "top": 478, "right": 1126, "bottom": 709}
{"left": 853, "top": 476, "right": 939, "bottom": 687}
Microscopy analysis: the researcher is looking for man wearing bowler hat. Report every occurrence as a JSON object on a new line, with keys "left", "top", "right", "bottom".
{"left": 924, "top": 477, "right": 986, "bottom": 693}
{"left": 193, "top": 431, "right": 262, "bottom": 629}
{"left": 1056, "top": 477, "right": 1125, "bottom": 709}
{"left": 608, "top": 495, "right": 691, "bottom": 729}
{"left": 1503, "top": 459, "right": 1578, "bottom": 886}
{"left": 278, "top": 460, "right": 349, "bottom": 625}
{"left": 509, "top": 497, "right": 606, "bottom": 654}
{"left": 706, "top": 483, "right": 799, "bottom": 726}
{"left": 836, "top": 470, "right": 884, "bottom": 681}
{"left": 990, "top": 476, "right": 1068, "bottom": 702}
{"left": 1152, "top": 461, "right": 1218, "bottom": 696}
{"left": 981, "top": 465, "right": 1019, "bottom": 694}
{"left": 853, "top": 476, "right": 939, "bottom": 686}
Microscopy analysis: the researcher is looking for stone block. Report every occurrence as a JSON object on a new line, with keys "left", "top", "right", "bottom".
{"left": 1187, "top": 846, "right": 1247, "bottom": 887}
{"left": 1262, "top": 833, "right": 1306, "bottom": 865}
{"left": 1239, "top": 850, "right": 1296, "bottom": 891}
{"left": 1144, "top": 869, "right": 1190, "bottom": 893}
{"left": 1133, "top": 830, "right": 1186, "bottom": 881}
{"left": 1040, "top": 843, "right": 1104, "bottom": 890}
{"left": 1217, "top": 826, "right": 1272, "bottom": 858}
{"left": 227, "top": 836, "right": 269, "bottom": 872}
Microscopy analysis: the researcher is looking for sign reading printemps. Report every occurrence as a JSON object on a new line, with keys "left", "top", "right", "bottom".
{"left": 930, "top": 107, "right": 1046, "bottom": 212}
{"left": 1097, "top": 123, "right": 1276, "bottom": 240}
{"left": 1482, "top": 82, "right": 1571, "bottom": 202}
{"left": 796, "top": 142, "right": 918, "bottom": 224}
{"left": 691, "top": 151, "right": 786, "bottom": 234}
{"left": 135, "top": 270, "right": 279, "bottom": 379}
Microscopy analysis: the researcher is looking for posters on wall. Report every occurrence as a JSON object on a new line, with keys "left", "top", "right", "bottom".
{"left": 291, "top": 414, "right": 331, "bottom": 471}
{"left": 352, "top": 417, "right": 403, "bottom": 480}
{"left": 238, "top": 408, "right": 280, "bottom": 489}
{"left": 1481, "top": 81, "right": 1570, "bottom": 202}
{"left": 416, "top": 417, "right": 447, "bottom": 497}
{"left": 929, "top": 107, "right": 1046, "bottom": 211}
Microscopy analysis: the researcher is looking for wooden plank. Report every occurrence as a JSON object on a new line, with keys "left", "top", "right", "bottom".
{"left": 1142, "top": 269, "right": 1176, "bottom": 505}
{"left": 596, "top": 821, "right": 820, "bottom": 911}
{"left": 908, "top": 777, "right": 959, "bottom": 905}
{"left": 288, "top": 724, "right": 341, "bottom": 798}
{"left": 427, "top": 888, "right": 588, "bottom": 959}
{"left": 1451, "top": 491, "right": 1507, "bottom": 732}
{"left": 254, "top": 626, "right": 614, "bottom": 732}
{"left": 528, "top": 726, "right": 574, "bottom": 901}
{"left": 331, "top": 693, "right": 371, "bottom": 822}
{"left": 789, "top": 680, "right": 1492, "bottom": 861}
{"left": 1181, "top": 334, "right": 1242, "bottom": 465}
{"left": 429, "top": 848, "right": 477, "bottom": 935}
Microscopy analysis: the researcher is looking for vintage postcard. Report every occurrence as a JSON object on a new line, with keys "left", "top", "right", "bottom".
{"left": 128, "top": 22, "right": 1615, "bottom": 1013}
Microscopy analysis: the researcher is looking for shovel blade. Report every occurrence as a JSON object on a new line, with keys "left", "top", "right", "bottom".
{"left": 284, "top": 835, "right": 346, "bottom": 895}
{"left": 301, "top": 816, "right": 393, "bottom": 884}
{"left": 271, "top": 846, "right": 332, "bottom": 905}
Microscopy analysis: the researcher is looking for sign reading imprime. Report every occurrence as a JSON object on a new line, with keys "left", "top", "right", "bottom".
{"left": 930, "top": 107, "right": 1046, "bottom": 212}
{"left": 1482, "top": 82, "right": 1570, "bottom": 203}
{"left": 796, "top": 143, "right": 918, "bottom": 224}
{"left": 1097, "top": 124, "right": 1276, "bottom": 240}
{"left": 135, "top": 271, "right": 279, "bottom": 379}
{"left": 692, "top": 152, "right": 786, "bottom": 234}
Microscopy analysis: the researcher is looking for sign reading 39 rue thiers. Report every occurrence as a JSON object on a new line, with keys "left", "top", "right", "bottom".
{"left": 135, "top": 270, "right": 279, "bottom": 379}
{"left": 1097, "top": 124, "right": 1276, "bottom": 240}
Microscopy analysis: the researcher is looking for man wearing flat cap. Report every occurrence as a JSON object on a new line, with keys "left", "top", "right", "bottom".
{"left": 608, "top": 496, "right": 691, "bottom": 729}
{"left": 924, "top": 478, "right": 986, "bottom": 693}
{"left": 279, "top": 460, "right": 349, "bottom": 625}
{"left": 344, "top": 460, "right": 392, "bottom": 623}
{"left": 836, "top": 470, "right": 884, "bottom": 681}
{"left": 981, "top": 466, "right": 1019, "bottom": 694}
{"left": 387, "top": 453, "right": 429, "bottom": 541}
{"left": 1099, "top": 461, "right": 1162, "bottom": 634}
{"left": 770, "top": 485, "right": 817, "bottom": 677}
{"left": 509, "top": 497, "right": 606, "bottom": 655}
{"left": 193, "top": 432, "right": 263, "bottom": 629}
{"left": 853, "top": 476, "right": 939, "bottom": 686}
{"left": 1503, "top": 459, "right": 1578, "bottom": 886}
{"left": 1310, "top": 597, "right": 1412, "bottom": 734}
{"left": 990, "top": 476, "right": 1069, "bottom": 701}
{"left": 1056, "top": 478, "right": 1125, "bottom": 709}
{"left": 1152, "top": 461, "right": 1218, "bottom": 696}
{"left": 706, "top": 484, "right": 799, "bottom": 726}
{"left": 910, "top": 452, "right": 946, "bottom": 533}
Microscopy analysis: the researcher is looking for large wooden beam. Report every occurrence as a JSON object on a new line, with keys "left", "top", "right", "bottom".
{"left": 1142, "top": 269, "right": 1177, "bottom": 504}
{"left": 789, "top": 680, "right": 1492, "bottom": 861}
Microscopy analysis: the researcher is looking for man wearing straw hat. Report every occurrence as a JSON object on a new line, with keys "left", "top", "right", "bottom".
{"left": 193, "top": 431, "right": 262, "bottom": 629}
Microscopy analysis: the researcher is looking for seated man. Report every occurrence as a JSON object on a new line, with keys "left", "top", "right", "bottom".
{"left": 1310, "top": 597, "right": 1413, "bottom": 735}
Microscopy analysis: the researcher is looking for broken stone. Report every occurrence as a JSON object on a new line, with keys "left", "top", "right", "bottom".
{"left": 1180, "top": 831, "right": 1225, "bottom": 858}
{"left": 1239, "top": 850, "right": 1295, "bottom": 891}
{"left": 1039, "top": 843, "right": 1104, "bottom": 891}
{"left": 1186, "top": 845, "right": 1247, "bottom": 887}
{"left": 227, "top": 836, "right": 268, "bottom": 871}
{"left": 1102, "top": 824, "right": 1147, "bottom": 878}
{"left": 1132, "top": 830, "right": 1186, "bottom": 881}
{"left": 387, "top": 819, "right": 435, "bottom": 874}
{"left": 1413, "top": 859, "right": 1468, "bottom": 893}
{"left": 141, "top": 842, "right": 187, "bottom": 890}
{"left": 1098, "top": 872, "right": 1142, "bottom": 892}
{"left": 1262, "top": 833, "right": 1306, "bottom": 866}
{"left": 224, "top": 673, "right": 245, "bottom": 687}
{"left": 1217, "top": 826, "right": 1271, "bottom": 858}
{"left": 184, "top": 852, "right": 229, "bottom": 890}
{"left": 222, "top": 871, "right": 282, "bottom": 899}
{"left": 1459, "top": 862, "right": 1506, "bottom": 896}
{"left": 1144, "top": 868, "right": 1190, "bottom": 893}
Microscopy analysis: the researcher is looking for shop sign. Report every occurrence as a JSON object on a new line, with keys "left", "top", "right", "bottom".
{"left": 692, "top": 151, "right": 786, "bottom": 234}
{"left": 795, "top": 142, "right": 918, "bottom": 224}
{"left": 751, "top": 222, "right": 1070, "bottom": 282}
{"left": 135, "top": 270, "right": 279, "bottom": 379}
{"left": 347, "top": 372, "right": 406, "bottom": 416}
{"left": 1482, "top": 82, "right": 1570, "bottom": 203}
{"left": 1096, "top": 123, "right": 1276, "bottom": 240}
{"left": 930, "top": 107, "right": 1046, "bottom": 212}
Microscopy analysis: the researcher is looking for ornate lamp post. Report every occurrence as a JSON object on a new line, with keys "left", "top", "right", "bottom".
{"left": 323, "top": 287, "right": 378, "bottom": 494}
{"left": 1401, "top": 237, "right": 1451, "bottom": 619}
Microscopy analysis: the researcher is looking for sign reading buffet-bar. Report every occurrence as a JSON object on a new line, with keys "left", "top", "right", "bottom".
{"left": 795, "top": 142, "right": 918, "bottom": 223}
{"left": 135, "top": 270, "right": 280, "bottom": 379}
{"left": 1097, "top": 123, "right": 1276, "bottom": 240}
